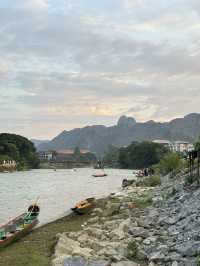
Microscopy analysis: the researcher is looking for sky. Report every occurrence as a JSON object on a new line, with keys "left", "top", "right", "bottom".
{"left": 0, "top": 0, "right": 200, "bottom": 139}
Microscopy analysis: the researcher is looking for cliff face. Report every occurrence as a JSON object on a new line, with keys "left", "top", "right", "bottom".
{"left": 38, "top": 113, "right": 200, "bottom": 155}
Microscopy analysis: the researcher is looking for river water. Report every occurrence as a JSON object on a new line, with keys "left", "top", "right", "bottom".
{"left": 0, "top": 168, "right": 135, "bottom": 226}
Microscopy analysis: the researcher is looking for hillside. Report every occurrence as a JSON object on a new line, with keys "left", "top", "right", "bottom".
{"left": 38, "top": 113, "right": 200, "bottom": 155}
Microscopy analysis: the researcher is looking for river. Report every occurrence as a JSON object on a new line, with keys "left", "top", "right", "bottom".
{"left": 0, "top": 168, "right": 135, "bottom": 226}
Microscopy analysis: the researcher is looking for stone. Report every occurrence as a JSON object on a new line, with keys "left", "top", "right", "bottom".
{"left": 148, "top": 262, "right": 156, "bottom": 266}
{"left": 110, "top": 219, "right": 131, "bottom": 240}
{"left": 112, "top": 261, "right": 139, "bottom": 266}
{"left": 63, "top": 256, "right": 87, "bottom": 266}
{"left": 88, "top": 260, "right": 110, "bottom": 266}
{"left": 128, "top": 227, "right": 149, "bottom": 238}
{"left": 55, "top": 234, "right": 92, "bottom": 259}
{"left": 85, "top": 228, "right": 104, "bottom": 239}
{"left": 175, "top": 242, "right": 200, "bottom": 257}
{"left": 149, "top": 251, "right": 165, "bottom": 261}
{"left": 143, "top": 237, "right": 157, "bottom": 245}
{"left": 77, "top": 234, "right": 90, "bottom": 244}
{"left": 52, "top": 255, "right": 70, "bottom": 266}
{"left": 105, "top": 202, "right": 121, "bottom": 216}
{"left": 92, "top": 208, "right": 104, "bottom": 216}
{"left": 88, "top": 217, "right": 99, "bottom": 224}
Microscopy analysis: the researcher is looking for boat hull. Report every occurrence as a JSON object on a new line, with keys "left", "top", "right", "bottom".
{"left": 71, "top": 197, "right": 95, "bottom": 215}
{"left": 0, "top": 219, "right": 38, "bottom": 248}
{"left": 92, "top": 174, "right": 107, "bottom": 177}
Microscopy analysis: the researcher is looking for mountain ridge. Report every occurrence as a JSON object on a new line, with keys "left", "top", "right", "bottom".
{"left": 37, "top": 113, "right": 200, "bottom": 155}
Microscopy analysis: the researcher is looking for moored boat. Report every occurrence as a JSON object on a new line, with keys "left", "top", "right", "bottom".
{"left": 0, "top": 204, "right": 40, "bottom": 248}
{"left": 92, "top": 170, "right": 107, "bottom": 177}
{"left": 92, "top": 173, "right": 107, "bottom": 177}
{"left": 71, "top": 197, "right": 95, "bottom": 215}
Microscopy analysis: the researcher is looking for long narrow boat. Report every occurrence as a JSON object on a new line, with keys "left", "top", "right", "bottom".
{"left": 0, "top": 204, "right": 40, "bottom": 248}
{"left": 71, "top": 197, "right": 95, "bottom": 215}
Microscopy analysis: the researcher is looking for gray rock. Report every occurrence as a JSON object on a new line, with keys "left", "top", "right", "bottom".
{"left": 175, "top": 242, "right": 200, "bottom": 257}
{"left": 105, "top": 203, "right": 121, "bottom": 216}
{"left": 88, "top": 217, "right": 99, "bottom": 224}
{"left": 63, "top": 257, "right": 87, "bottom": 266}
{"left": 149, "top": 251, "right": 165, "bottom": 261}
{"left": 128, "top": 227, "right": 149, "bottom": 238}
{"left": 112, "top": 261, "right": 139, "bottom": 266}
{"left": 88, "top": 260, "right": 111, "bottom": 266}
{"left": 63, "top": 257, "right": 110, "bottom": 266}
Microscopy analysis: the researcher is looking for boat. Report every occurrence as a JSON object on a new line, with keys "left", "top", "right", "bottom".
{"left": 0, "top": 204, "right": 40, "bottom": 248}
{"left": 71, "top": 197, "right": 95, "bottom": 215}
{"left": 92, "top": 170, "right": 107, "bottom": 177}
{"left": 92, "top": 173, "right": 107, "bottom": 177}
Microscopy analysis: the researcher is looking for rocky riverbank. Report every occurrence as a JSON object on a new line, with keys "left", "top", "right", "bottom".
{"left": 52, "top": 172, "right": 200, "bottom": 266}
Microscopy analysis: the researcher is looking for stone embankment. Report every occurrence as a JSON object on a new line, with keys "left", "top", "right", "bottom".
{"left": 52, "top": 173, "right": 200, "bottom": 266}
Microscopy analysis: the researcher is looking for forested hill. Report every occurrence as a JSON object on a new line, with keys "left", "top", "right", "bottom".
{"left": 0, "top": 133, "right": 39, "bottom": 169}
{"left": 37, "top": 113, "right": 200, "bottom": 156}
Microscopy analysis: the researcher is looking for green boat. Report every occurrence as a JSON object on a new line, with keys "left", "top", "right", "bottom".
{"left": 0, "top": 204, "right": 40, "bottom": 248}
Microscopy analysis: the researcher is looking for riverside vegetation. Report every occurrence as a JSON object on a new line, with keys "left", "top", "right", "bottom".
{"left": 0, "top": 133, "right": 39, "bottom": 171}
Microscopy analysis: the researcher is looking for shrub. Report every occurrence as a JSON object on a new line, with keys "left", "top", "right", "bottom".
{"left": 136, "top": 175, "right": 161, "bottom": 187}
{"left": 134, "top": 194, "right": 153, "bottom": 208}
{"left": 185, "top": 175, "right": 200, "bottom": 185}
{"left": 127, "top": 241, "right": 139, "bottom": 260}
{"left": 158, "top": 153, "right": 184, "bottom": 175}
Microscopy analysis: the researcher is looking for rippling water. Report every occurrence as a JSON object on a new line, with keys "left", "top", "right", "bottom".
{"left": 0, "top": 168, "right": 135, "bottom": 226}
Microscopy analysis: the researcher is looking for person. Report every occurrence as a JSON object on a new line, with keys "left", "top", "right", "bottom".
{"left": 144, "top": 168, "right": 148, "bottom": 176}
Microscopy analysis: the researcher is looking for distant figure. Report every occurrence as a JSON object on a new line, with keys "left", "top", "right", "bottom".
{"left": 144, "top": 168, "right": 148, "bottom": 176}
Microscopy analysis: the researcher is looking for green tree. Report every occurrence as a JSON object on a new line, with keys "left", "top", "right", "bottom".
{"left": 118, "top": 141, "right": 168, "bottom": 169}
{"left": 0, "top": 133, "right": 39, "bottom": 170}
{"left": 103, "top": 145, "right": 120, "bottom": 167}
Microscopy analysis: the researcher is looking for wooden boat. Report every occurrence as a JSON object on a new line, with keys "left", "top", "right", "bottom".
{"left": 0, "top": 204, "right": 40, "bottom": 248}
{"left": 92, "top": 170, "right": 107, "bottom": 177}
{"left": 92, "top": 173, "right": 107, "bottom": 177}
{"left": 71, "top": 197, "right": 95, "bottom": 215}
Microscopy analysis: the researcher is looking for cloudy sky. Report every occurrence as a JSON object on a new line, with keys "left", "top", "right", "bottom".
{"left": 0, "top": 0, "right": 200, "bottom": 139}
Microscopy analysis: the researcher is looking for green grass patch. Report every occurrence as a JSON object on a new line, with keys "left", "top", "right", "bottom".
{"left": 0, "top": 212, "right": 91, "bottom": 266}
{"left": 133, "top": 194, "right": 153, "bottom": 208}
{"left": 127, "top": 241, "right": 139, "bottom": 260}
{"left": 136, "top": 175, "right": 161, "bottom": 187}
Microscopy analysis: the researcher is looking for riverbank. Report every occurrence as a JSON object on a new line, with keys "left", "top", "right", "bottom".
{"left": 1, "top": 170, "right": 200, "bottom": 265}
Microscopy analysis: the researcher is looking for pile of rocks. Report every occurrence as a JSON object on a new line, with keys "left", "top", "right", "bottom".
{"left": 52, "top": 174, "right": 200, "bottom": 266}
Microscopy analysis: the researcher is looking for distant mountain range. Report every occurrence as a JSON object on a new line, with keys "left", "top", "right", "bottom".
{"left": 35, "top": 113, "right": 200, "bottom": 156}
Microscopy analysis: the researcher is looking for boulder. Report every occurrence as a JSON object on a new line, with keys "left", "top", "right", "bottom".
{"left": 55, "top": 234, "right": 93, "bottom": 259}
{"left": 105, "top": 202, "right": 121, "bottom": 216}
{"left": 112, "top": 261, "right": 139, "bottom": 266}
{"left": 128, "top": 227, "right": 149, "bottom": 238}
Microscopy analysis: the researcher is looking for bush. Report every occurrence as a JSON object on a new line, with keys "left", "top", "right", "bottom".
{"left": 127, "top": 241, "right": 139, "bottom": 260}
{"left": 185, "top": 175, "right": 200, "bottom": 185}
{"left": 136, "top": 175, "right": 161, "bottom": 187}
{"left": 157, "top": 153, "right": 184, "bottom": 175}
{"left": 133, "top": 194, "right": 153, "bottom": 208}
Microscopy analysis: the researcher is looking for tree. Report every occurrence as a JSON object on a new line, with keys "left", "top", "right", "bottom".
{"left": 118, "top": 141, "right": 168, "bottom": 169}
{"left": 102, "top": 145, "right": 120, "bottom": 167}
{"left": 0, "top": 133, "right": 39, "bottom": 169}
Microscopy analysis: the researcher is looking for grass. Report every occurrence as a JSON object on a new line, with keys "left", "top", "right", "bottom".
{"left": 133, "top": 194, "right": 153, "bottom": 208}
{"left": 0, "top": 212, "right": 91, "bottom": 266}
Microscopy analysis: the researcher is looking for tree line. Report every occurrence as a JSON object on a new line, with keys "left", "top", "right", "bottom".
{"left": 103, "top": 141, "right": 181, "bottom": 171}
{"left": 0, "top": 133, "right": 39, "bottom": 170}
